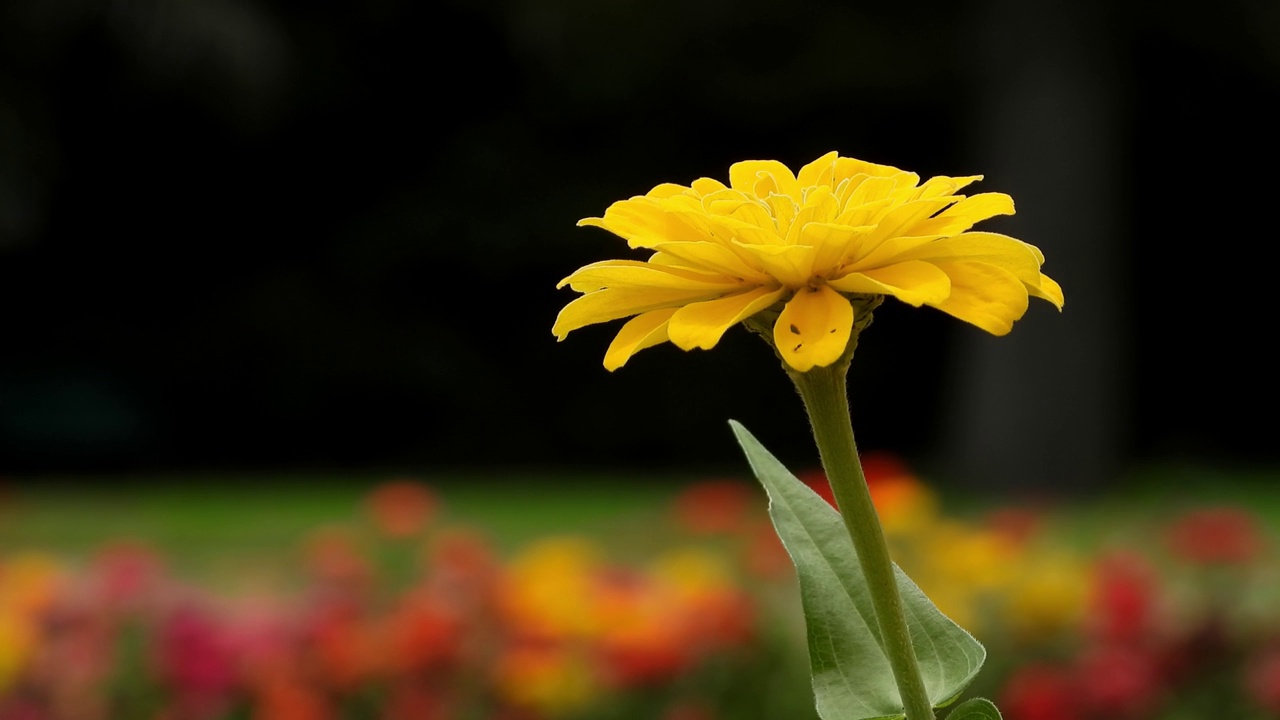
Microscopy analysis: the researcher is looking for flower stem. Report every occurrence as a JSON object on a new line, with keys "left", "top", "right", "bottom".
{"left": 789, "top": 363, "right": 935, "bottom": 720}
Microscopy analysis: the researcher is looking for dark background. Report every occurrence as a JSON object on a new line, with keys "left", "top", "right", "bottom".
{"left": 2, "top": 0, "right": 1277, "bottom": 489}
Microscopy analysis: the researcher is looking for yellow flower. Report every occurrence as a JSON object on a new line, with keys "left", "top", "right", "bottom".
{"left": 553, "top": 152, "right": 1063, "bottom": 371}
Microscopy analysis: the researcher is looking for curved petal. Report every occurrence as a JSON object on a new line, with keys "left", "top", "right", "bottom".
{"left": 729, "top": 160, "right": 801, "bottom": 200}
{"left": 667, "top": 286, "right": 787, "bottom": 351}
{"left": 927, "top": 262, "right": 1029, "bottom": 335}
{"left": 552, "top": 286, "right": 730, "bottom": 339}
{"left": 828, "top": 261, "right": 952, "bottom": 307}
{"left": 773, "top": 284, "right": 854, "bottom": 372}
{"left": 650, "top": 241, "right": 771, "bottom": 282}
{"left": 603, "top": 308, "right": 677, "bottom": 371}
{"left": 1030, "top": 273, "right": 1065, "bottom": 309}
{"left": 886, "top": 232, "right": 1043, "bottom": 285}
{"left": 909, "top": 193, "right": 1015, "bottom": 236}
{"left": 557, "top": 260, "right": 740, "bottom": 293}
{"left": 796, "top": 151, "right": 838, "bottom": 188}
{"left": 578, "top": 198, "right": 705, "bottom": 248}
{"left": 730, "top": 242, "right": 815, "bottom": 288}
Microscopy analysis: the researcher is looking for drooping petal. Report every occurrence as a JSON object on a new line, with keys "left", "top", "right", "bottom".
{"left": 1029, "top": 273, "right": 1065, "bottom": 309}
{"left": 827, "top": 261, "right": 952, "bottom": 307}
{"left": 773, "top": 284, "right": 854, "bottom": 372}
{"left": 667, "top": 286, "right": 787, "bottom": 351}
{"left": 552, "top": 286, "right": 732, "bottom": 339}
{"left": 603, "top": 308, "right": 678, "bottom": 371}
{"left": 926, "top": 261, "right": 1029, "bottom": 335}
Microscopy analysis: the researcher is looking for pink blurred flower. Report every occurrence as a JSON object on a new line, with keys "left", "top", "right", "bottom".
{"left": 155, "top": 602, "right": 239, "bottom": 719}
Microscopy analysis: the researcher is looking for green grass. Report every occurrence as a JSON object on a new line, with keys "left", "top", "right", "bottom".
{"left": 4, "top": 463, "right": 1278, "bottom": 590}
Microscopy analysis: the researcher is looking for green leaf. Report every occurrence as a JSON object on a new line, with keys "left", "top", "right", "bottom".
{"left": 944, "top": 698, "right": 1003, "bottom": 719}
{"left": 730, "top": 420, "right": 986, "bottom": 720}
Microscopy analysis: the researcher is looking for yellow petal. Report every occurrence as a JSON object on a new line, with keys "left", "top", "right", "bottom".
{"left": 783, "top": 186, "right": 840, "bottom": 244}
{"left": 728, "top": 160, "right": 801, "bottom": 200}
{"left": 833, "top": 157, "right": 904, "bottom": 182}
{"left": 913, "top": 175, "right": 983, "bottom": 200}
{"left": 730, "top": 242, "right": 815, "bottom": 288}
{"left": 909, "top": 193, "right": 1015, "bottom": 236}
{"left": 667, "top": 286, "right": 787, "bottom": 351}
{"left": 847, "top": 198, "right": 955, "bottom": 264}
{"left": 773, "top": 284, "right": 854, "bottom": 372}
{"left": 797, "top": 222, "right": 876, "bottom": 278}
{"left": 603, "top": 308, "right": 677, "bottom": 371}
{"left": 552, "top": 286, "right": 730, "bottom": 339}
{"left": 927, "top": 262, "right": 1029, "bottom": 335}
{"left": 1030, "top": 273, "right": 1065, "bottom": 309}
{"left": 646, "top": 183, "right": 691, "bottom": 199}
{"left": 578, "top": 198, "right": 704, "bottom": 249}
{"left": 557, "top": 260, "right": 740, "bottom": 293}
{"left": 796, "top": 151, "right": 839, "bottom": 188}
{"left": 886, "top": 232, "right": 1042, "bottom": 285}
{"left": 827, "top": 261, "right": 952, "bottom": 307}
{"left": 690, "top": 177, "right": 728, "bottom": 196}
{"left": 651, "top": 241, "right": 771, "bottom": 283}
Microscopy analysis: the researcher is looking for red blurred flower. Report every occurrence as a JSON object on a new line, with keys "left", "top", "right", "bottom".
{"left": 1164, "top": 507, "right": 1265, "bottom": 565}
{"left": 1073, "top": 645, "right": 1162, "bottom": 718}
{"left": 1088, "top": 552, "right": 1158, "bottom": 645}
{"left": 1246, "top": 648, "right": 1280, "bottom": 714}
{"left": 383, "top": 590, "right": 465, "bottom": 675}
{"left": 999, "top": 664, "right": 1080, "bottom": 720}
{"left": 671, "top": 480, "right": 756, "bottom": 535}
{"left": 366, "top": 480, "right": 438, "bottom": 539}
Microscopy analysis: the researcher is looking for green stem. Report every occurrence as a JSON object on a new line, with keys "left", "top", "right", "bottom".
{"left": 789, "top": 363, "right": 935, "bottom": 720}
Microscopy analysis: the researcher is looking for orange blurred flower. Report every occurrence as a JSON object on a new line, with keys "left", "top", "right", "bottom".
{"left": 366, "top": 480, "right": 438, "bottom": 539}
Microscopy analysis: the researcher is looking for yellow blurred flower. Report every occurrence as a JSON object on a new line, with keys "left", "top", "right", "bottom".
{"left": 0, "top": 609, "right": 34, "bottom": 693}
{"left": 554, "top": 152, "right": 1063, "bottom": 371}
{"left": 499, "top": 538, "right": 604, "bottom": 640}
{"left": 495, "top": 643, "right": 599, "bottom": 717}
{"left": 1005, "top": 551, "right": 1089, "bottom": 642}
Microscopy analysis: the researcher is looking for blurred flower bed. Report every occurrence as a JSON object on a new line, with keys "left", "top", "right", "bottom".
{"left": 2, "top": 462, "right": 1279, "bottom": 720}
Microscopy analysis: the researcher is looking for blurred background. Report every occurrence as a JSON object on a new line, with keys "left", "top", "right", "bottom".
{"left": 4, "top": 2, "right": 1280, "bottom": 719}
{"left": 3, "top": 0, "right": 1278, "bottom": 487}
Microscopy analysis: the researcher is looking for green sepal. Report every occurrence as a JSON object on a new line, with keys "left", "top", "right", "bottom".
{"left": 731, "top": 420, "right": 986, "bottom": 720}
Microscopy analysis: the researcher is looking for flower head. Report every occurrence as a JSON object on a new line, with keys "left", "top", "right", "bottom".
{"left": 554, "top": 152, "right": 1063, "bottom": 371}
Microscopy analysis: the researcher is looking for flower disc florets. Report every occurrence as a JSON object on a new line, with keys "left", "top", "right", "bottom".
{"left": 553, "top": 151, "right": 1063, "bottom": 372}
